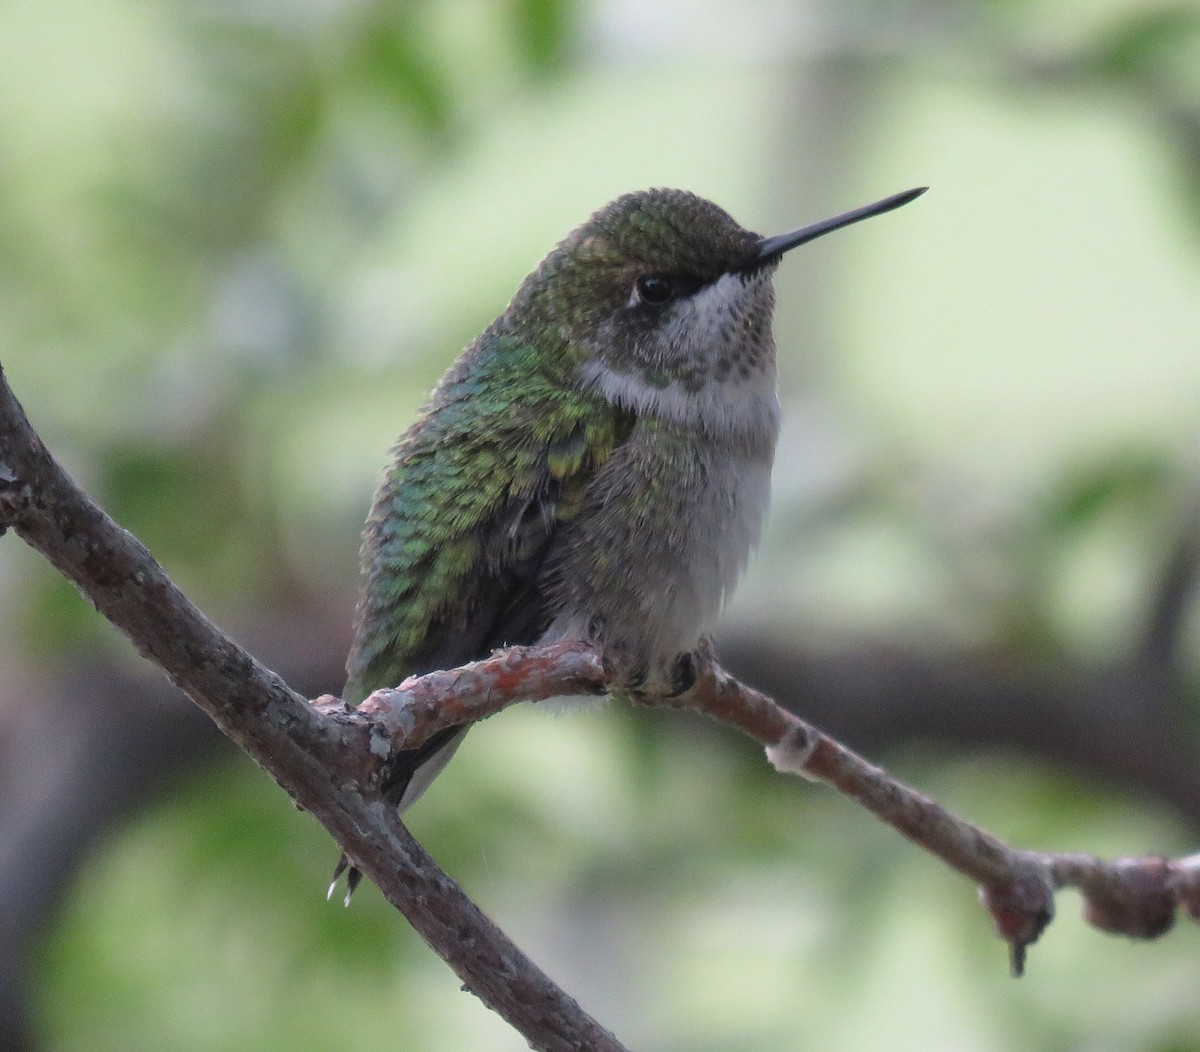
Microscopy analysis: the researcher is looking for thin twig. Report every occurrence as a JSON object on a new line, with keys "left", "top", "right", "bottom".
{"left": 644, "top": 655, "right": 1200, "bottom": 974}
{"left": 325, "top": 639, "right": 1200, "bottom": 976}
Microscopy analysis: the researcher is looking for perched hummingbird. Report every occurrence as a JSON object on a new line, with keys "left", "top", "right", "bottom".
{"left": 332, "top": 185, "right": 925, "bottom": 901}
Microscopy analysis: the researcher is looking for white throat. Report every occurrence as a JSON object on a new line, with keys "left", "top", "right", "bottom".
{"left": 580, "top": 271, "right": 781, "bottom": 441}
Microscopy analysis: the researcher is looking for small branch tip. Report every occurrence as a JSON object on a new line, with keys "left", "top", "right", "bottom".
{"left": 980, "top": 869, "right": 1055, "bottom": 975}
{"left": 1009, "top": 941, "right": 1028, "bottom": 979}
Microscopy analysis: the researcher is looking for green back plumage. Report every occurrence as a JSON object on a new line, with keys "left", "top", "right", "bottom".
{"left": 344, "top": 328, "right": 631, "bottom": 703}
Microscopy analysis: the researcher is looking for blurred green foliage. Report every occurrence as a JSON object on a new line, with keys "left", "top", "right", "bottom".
{"left": 4, "top": 0, "right": 1200, "bottom": 1049}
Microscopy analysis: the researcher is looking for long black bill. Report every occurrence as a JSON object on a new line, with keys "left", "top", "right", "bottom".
{"left": 748, "top": 186, "right": 927, "bottom": 266}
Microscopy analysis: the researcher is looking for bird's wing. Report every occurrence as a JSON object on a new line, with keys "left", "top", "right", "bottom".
{"left": 345, "top": 352, "right": 631, "bottom": 705}
{"left": 341, "top": 357, "right": 631, "bottom": 820}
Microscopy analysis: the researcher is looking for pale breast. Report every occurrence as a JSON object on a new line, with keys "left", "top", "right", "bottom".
{"left": 649, "top": 443, "right": 774, "bottom": 656}
{"left": 540, "top": 410, "right": 777, "bottom": 666}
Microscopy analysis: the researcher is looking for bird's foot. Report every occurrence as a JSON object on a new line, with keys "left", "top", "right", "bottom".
{"left": 617, "top": 648, "right": 700, "bottom": 701}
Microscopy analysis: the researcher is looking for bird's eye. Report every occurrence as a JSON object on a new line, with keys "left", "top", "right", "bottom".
{"left": 635, "top": 275, "right": 674, "bottom": 305}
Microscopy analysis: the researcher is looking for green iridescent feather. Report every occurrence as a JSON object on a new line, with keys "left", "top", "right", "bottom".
{"left": 344, "top": 330, "right": 631, "bottom": 704}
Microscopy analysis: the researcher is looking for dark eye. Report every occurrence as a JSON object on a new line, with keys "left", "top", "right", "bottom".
{"left": 635, "top": 275, "right": 674, "bottom": 305}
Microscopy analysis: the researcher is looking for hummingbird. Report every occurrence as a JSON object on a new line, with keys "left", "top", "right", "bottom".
{"left": 331, "top": 184, "right": 926, "bottom": 901}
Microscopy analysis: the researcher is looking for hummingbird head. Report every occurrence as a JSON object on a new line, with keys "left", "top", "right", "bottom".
{"left": 506, "top": 186, "right": 926, "bottom": 435}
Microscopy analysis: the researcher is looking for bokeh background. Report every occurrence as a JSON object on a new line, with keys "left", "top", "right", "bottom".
{"left": 2, "top": 0, "right": 1200, "bottom": 1049}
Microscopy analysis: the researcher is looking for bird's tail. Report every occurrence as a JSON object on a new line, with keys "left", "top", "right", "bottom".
{"left": 327, "top": 724, "right": 470, "bottom": 905}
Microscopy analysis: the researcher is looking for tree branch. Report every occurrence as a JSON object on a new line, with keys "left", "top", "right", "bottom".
{"left": 345, "top": 640, "right": 1200, "bottom": 975}
{"left": 666, "top": 665, "right": 1200, "bottom": 974}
